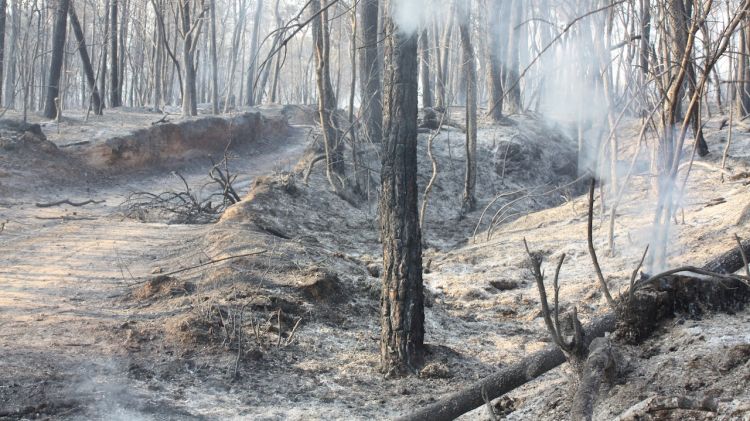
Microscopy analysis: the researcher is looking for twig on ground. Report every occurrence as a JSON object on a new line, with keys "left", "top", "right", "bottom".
{"left": 735, "top": 235, "right": 750, "bottom": 279}
{"left": 285, "top": 317, "right": 303, "bottom": 347}
{"left": 130, "top": 250, "right": 267, "bottom": 285}
{"left": 234, "top": 307, "right": 243, "bottom": 379}
{"left": 35, "top": 199, "right": 105, "bottom": 208}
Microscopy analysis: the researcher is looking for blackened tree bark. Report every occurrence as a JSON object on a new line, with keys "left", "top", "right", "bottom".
{"left": 419, "top": 29, "right": 432, "bottom": 108}
{"left": 505, "top": 0, "right": 522, "bottom": 113}
{"left": 311, "top": 0, "right": 346, "bottom": 190}
{"left": 359, "top": 0, "right": 382, "bottom": 143}
{"left": 379, "top": 0, "right": 424, "bottom": 376}
{"left": 43, "top": 0, "right": 70, "bottom": 119}
{"left": 738, "top": 19, "right": 750, "bottom": 116}
{"left": 0, "top": 0, "right": 6, "bottom": 106}
{"left": 487, "top": 0, "right": 504, "bottom": 121}
{"left": 209, "top": 0, "right": 219, "bottom": 114}
{"left": 68, "top": 2, "right": 102, "bottom": 115}
{"left": 179, "top": 0, "right": 202, "bottom": 116}
{"left": 639, "top": 0, "right": 651, "bottom": 77}
{"left": 245, "top": 0, "right": 263, "bottom": 106}
{"left": 459, "top": 0, "right": 477, "bottom": 212}
{"left": 3, "top": 0, "right": 16, "bottom": 108}
{"left": 109, "top": 0, "right": 120, "bottom": 107}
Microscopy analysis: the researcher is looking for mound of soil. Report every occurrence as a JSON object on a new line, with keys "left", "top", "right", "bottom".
{"left": 0, "top": 119, "right": 92, "bottom": 195}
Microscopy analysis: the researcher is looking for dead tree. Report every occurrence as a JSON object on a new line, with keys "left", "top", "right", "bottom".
{"left": 0, "top": 0, "right": 6, "bottom": 106}
{"left": 68, "top": 1, "right": 102, "bottom": 115}
{"left": 359, "top": 0, "right": 382, "bottom": 143}
{"left": 505, "top": 0, "right": 523, "bottom": 113}
{"left": 110, "top": 0, "right": 121, "bottom": 107}
{"left": 209, "top": 0, "right": 219, "bottom": 114}
{"left": 43, "top": 0, "right": 70, "bottom": 119}
{"left": 379, "top": 0, "right": 424, "bottom": 376}
{"left": 487, "top": 0, "right": 504, "bottom": 121}
{"left": 178, "top": 0, "right": 205, "bottom": 116}
{"left": 245, "top": 0, "right": 263, "bottom": 105}
{"left": 419, "top": 29, "right": 433, "bottom": 108}
{"left": 459, "top": 0, "right": 477, "bottom": 212}
{"left": 311, "top": 0, "right": 347, "bottom": 191}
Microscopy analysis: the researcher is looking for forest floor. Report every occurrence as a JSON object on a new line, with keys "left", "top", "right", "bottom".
{"left": 0, "top": 106, "right": 749, "bottom": 420}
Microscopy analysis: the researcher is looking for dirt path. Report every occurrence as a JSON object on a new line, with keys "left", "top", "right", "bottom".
{"left": 0, "top": 125, "right": 310, "bottom": 419}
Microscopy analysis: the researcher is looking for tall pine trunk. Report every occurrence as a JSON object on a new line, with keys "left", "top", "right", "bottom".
{"left": 459, "top": 0, "right": 477, "bottom": 212}
{"left": 379, "top": 0, "right": 424, "bottom": 377}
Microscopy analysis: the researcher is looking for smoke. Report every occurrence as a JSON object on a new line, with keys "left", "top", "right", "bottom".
{"left": 391, "top": 0, "right": 455, "bottom": 35}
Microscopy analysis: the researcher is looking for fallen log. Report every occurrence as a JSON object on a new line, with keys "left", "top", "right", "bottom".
{"left": 397, "top": 240, "right": 750, "bottom": 421}
{"left": 570, "top": 338, "right": 615, "bottom": 421}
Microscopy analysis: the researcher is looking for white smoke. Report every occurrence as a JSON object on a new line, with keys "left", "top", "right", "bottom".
{"left": 391, "top": 0, "right": 456, "bottom": 35}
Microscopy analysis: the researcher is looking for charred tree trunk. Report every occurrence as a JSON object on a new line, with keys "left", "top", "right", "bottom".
{"left": 43, "top": 0, "right": 70, "bottom": 119}
{"left": 359, "top": 0, "right": 382, "bottom": 143}
{"left": 0, "top": 0, "right": 6, "bottom": 106}
{"left": 487, "top": 0, "right": 504, "bottom": 121}
{"left": 738, "top": 20, "right": 750, "bottom": 117}
{"left": 68, "top": 2, "right": 102, "bottom": 115}
{"left": 311, "top": 0, "right": 346, "bottom": 189}
{"left": 505, "top": 0, "right": 523, "bottom": 113}
{"left": 244, "top": 0, "right": 263, "bottom": 106}
{"left": 380, "top": 0, "right": 424, "bottom": 377}
{"left": 209, "top": 0, "right": 219, "bottom": 114}
{"left": 459, "top": 0, "right": 477, "bottom": 212}
{"left": 180, "top": 0, "right": 198, "bottom": 116}
{"left": 3, "top": 0, "right": 17, "bottom": 108}
{"left": 419, "top": 29, "right": 432, "bottom": 109}
{"left": 639, "top": 0, "right": 651, "bottom": 77}
{"left": 152, "top": 0, "right": 164, "bottom": 110}
{"left": 109, "top": 0, "right": 120, "bottom": 107}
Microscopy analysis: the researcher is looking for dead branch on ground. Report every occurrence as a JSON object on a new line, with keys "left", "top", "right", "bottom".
{"left": 613, "top": 396, "right": 718, "bottom": 420}
{"left": 121, "top": 162, "right": 241, "bottom": 223}
{"left": 35, "top": 199, "right": 105, "bottom": 208}
{"left": 570, "top": 337, "right": 616, "bottom": 421}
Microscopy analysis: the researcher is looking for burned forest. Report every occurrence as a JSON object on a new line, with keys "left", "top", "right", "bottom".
{"left": 2, "top": 0, "right": 750, "bottom": 419}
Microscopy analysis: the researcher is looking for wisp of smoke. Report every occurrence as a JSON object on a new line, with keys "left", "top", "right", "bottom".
{"left": 391, "top": 0, "right": 455, "bottom": 35}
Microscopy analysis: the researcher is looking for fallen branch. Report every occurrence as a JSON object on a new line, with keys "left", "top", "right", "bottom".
{"left": 130, "top": 250, "right": 267, "bottom": 285}
{"left": 613, "top": 396, "right": 718, "bottom": 421}
{"left": 34, "top": 216, "right": 97, "bottom": 221}
{"left": 36, "top": 199, "right": 105, "bottom": 208}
